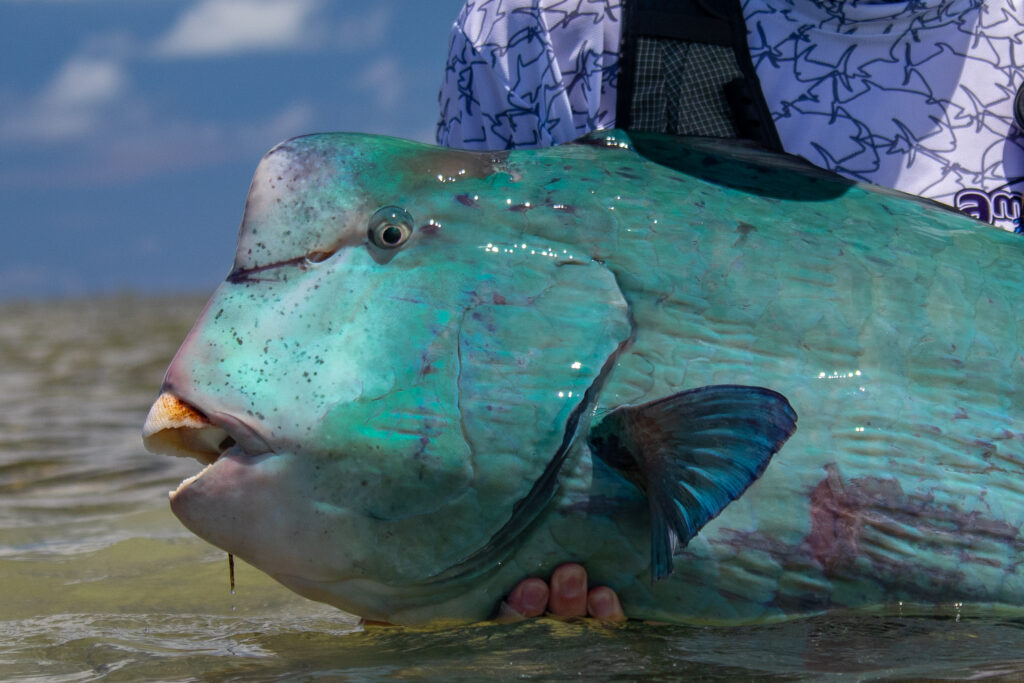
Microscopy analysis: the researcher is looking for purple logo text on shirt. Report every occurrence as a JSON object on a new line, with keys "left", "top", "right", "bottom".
{"left": 955, "top": 188, "right": 1023, "bottom": 233}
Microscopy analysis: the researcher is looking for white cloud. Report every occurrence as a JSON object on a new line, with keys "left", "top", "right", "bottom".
{"left": 0, "top": 100, "right": 319, "bottom": 189}
{"left": 43, "top": 57, "right": 124, "bottom": 108}
{"left": 155, "top": 0, "right": 323, "bottom": 57}
{"left": 1, "top": 57, "right": 127, "bottom": 142}
{"left": 355, "top": 57, "right": 403, "bottom": 110}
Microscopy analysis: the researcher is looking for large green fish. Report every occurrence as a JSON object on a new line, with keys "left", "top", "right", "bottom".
{"left": 143, "top": 130, "right": 1024, "bottom": 625}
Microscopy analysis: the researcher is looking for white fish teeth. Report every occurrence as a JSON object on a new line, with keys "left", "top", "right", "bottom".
{"left": 170, "top": 462, "right": 215, "bottom": 498}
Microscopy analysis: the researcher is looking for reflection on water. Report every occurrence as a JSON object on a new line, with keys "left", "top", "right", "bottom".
{"left": 1, "top": 296, "right": 1023, "bottom": 680}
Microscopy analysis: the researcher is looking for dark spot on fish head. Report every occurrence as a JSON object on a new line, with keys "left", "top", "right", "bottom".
{"left": 419, "top": 223, "right": 441, "bottom": 235}
{"left": 737, "top": 221, "right": 757, "bottom": 236}
{"left": 492, "top": 293, "right": 507, "bottom": 305}
{"left": 454, "top": 193, "right": 478, "bottom": 208}
{"left": 509, "top": 203, "right": 531, "bottom": 213}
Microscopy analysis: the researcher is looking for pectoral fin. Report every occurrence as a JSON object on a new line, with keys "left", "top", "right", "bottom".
{"left": 588, "top": 385, "right": 797, "bottom": 580}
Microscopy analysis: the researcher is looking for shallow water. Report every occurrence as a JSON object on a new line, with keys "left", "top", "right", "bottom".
{"left": 2, "top": 296, "right": 1023, "bottom": 680}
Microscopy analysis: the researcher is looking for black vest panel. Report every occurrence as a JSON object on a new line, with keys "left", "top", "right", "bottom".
{"left": 616, "top": 0, "right": 783, "bottom": 151}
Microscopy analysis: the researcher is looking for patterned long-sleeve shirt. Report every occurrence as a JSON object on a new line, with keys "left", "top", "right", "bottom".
{"left": 437, "top": 0, "right": 1024, "bottom": 232}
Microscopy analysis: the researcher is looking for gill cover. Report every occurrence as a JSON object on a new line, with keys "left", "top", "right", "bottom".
{"left": 436, "top": 252, "right": 631, "bottom": 580}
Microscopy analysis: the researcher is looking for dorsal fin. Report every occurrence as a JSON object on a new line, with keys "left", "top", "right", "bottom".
{"left": 588, "top": 384, "right": 797, "bottom": 580}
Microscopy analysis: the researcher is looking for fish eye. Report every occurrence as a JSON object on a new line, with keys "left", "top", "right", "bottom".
{"left": 368, "top": 206, "right": 413, "bottom": 249}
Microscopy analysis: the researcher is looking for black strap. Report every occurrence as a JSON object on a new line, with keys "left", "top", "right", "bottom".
{"left": 629, "top": 10, "right": 733, "bottom": 45}
{"left": 614, "top": 0, "right": 642, "bottom": 130}
{"left": 616, "top": 0, "right": 783, "bottom": 151}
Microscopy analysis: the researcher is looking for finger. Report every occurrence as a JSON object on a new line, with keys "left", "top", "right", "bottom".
{"left": 548, "top": 563, "right": 588, "bottom": 617}
{"left": 587, "top": 586, "right": 626, "bottom": 622}
{"left": 505, "top": 576, "right": 549, "bottom": 618}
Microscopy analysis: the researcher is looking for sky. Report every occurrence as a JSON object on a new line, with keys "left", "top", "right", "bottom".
{"left": 0, "top": 0, "right": 466, "bottom": 300}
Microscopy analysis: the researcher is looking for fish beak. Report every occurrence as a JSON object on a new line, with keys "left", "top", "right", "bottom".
{"left": 143, "top": 392, "right": 232, "bottom": 465}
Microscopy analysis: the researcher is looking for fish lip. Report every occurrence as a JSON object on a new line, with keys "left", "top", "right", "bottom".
{"left": 168, "top": 444, "right": 258, "bottom": 501}
{"left": 202, "top": 409, "right": 273, "bottom": 456}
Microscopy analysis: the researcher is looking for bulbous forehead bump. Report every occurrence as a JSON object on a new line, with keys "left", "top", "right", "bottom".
{"left": 235, "top": 135, "right": 369, "bottom": 272}
{"left": 233, "top": 134, "right": 508, "bottom": 273}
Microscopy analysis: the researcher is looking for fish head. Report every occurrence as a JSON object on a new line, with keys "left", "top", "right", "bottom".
{"left": 143, "top": 133, "right": 631, "bottom": 617}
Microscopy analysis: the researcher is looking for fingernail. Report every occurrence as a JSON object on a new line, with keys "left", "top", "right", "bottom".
{"left": 521, "top": 581, "right": 548, "bottom": 613}
{"left": 553, "top": 565, "right": 585, "bottom": 597}
{"left": 589, "top": 590, "right": 613, "bottom": 617}
{"left": 588, "top": 588, "right": 626, "bottom": 622}
{"left": 562, "top": 573, "right": 584, "bottom": 598}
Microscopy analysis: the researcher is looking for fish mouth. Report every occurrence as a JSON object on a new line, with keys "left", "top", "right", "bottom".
{"left": 143, "top": 392, "right": 271, "bottom": 495}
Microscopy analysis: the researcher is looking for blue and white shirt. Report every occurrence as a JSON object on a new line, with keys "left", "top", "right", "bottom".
{"left": 437, "top": 0, "right": 622, "bottom": 150}
{"left": 437, "top": 0, "right": 1024, "bottom": 232}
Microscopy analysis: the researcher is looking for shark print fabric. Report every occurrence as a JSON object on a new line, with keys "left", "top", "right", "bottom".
{"left": 436, "top": 0, "right": 622, "bottom": 150}
{"left": 437, "top": 0, "right": 1024, "bottom": 232}
{"left": 747, "top": 0, "right": 1024, "bottom": 232}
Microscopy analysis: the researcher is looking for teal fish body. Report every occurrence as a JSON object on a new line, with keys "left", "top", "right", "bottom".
{"left": 144, "top": 130, "right": 1024, "bottom": 625}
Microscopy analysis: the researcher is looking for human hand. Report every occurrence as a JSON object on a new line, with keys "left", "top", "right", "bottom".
{"left": 497, "top": 563, "right": 625, "bottom": 622}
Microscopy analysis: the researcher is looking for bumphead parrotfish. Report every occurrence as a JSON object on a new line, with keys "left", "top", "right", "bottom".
{"left": 144, "top": 130, "right": 1024, "bottom": 625}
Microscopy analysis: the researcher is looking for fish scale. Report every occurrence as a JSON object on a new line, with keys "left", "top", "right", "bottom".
{"left": 145, "top": 129, "right": 1024, "bottom": 625}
